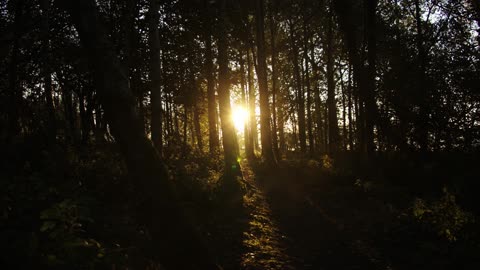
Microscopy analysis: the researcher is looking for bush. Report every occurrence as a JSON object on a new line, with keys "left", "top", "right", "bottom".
{"left": 411, "top": 187, "right": 475, "bottom": 242}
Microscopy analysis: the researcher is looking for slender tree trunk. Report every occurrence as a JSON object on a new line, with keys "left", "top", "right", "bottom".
{"left": 340, "top": 70, "right": 347, "bottom": 151}
{"left": 303, "top": 13, "right": 314, "bottom": 156}
{"left": 41, "top": 0, "right": 56, "bottom": 141}
{"left": 193, "top": 101, "right": 203, "bottom": 152}
{"left": 348, "top": 63, "right": 354, "bottom": 150}
{"left": 240, "top": 50, "right": 254, "bottom": 159}
{"left": 326, "top": 8, "right": 339, "bottom": 154}
{"left": 288, "top": 20, "right": 307, "bottom": 154}
{"left": 204, "top": 1, "right": 220, "bottom": 154}
{"left": 310, "top": 43, "right": 324, "bottom": 154}
{"left": 59, "top": 1, "right": 221, "bottom": 269}
{"left": 365, "top": 0, "right": 377, "bottom": 155}
{"left": 269, "top": 3, "right": 280, "bottom": 159}
{"left": 7, "top": 0, "right": 23, "bottom": 142}
{"left": 148, "top": 0, "right": 163, "bottom": 154}
{"left": 217, "top": 0, "right": 241, "bottom": 177}
{"left": 247, "top": 46, "right": 259, "bottom": 155}
{"left": 278, "top": 100, "right": 286, "bottom": 154}
{"left": 255, "top": 0, "right": 277, "bottom": 165}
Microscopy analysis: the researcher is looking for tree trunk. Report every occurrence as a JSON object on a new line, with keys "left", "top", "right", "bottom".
{"left": 193, "top": 101, "right": 203, "bottom": 152}
{"left": 204, "top": 0, "right": 220, "bottom": 155}
{"left": 303, "top": 11, "right": 314, "bottom": 156}
{"left": 365, "top": 0, "right": 377, "bottom": 155}
{"left": 269, "top": 1, "right": 280, "bottom": 158}
{"left": 288, "top": 20, "right": 307, "bottom": 155}
{"left": 247, "top": 46, "right": 258, "bottom": 156}
{"left": 348, "top": 63, "right": 354, "bottom": 150}
{"left": 240, "top": 50, "right": 254, "bottom": 159}
{"left": 217, "top": 0, "right": 241, "bottom": 177}
{"left": 326, "top": 8, "right": 339, "bottom": 154}
{"left": 58, "top": 1, "right": 220, "bottom": 269}
{"left": 148, "top": 0, "right": 163, "bottom": 154}
{"left": 7, "top": 0, "right": 23, "bottom": 143}
{"left": 255, "top": 0, "right": 277, "bottom": 165}
{"left": 41, "top": 0, "right": 56, "bottom": 141}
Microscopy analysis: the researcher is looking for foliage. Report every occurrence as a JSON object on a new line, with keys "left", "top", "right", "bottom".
{"left": 411, "top": 187, "right": 475, "bottom": 242}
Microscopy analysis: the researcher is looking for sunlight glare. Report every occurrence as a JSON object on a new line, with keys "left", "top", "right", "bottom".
{"left": 232, "top": 105, "right": 249, "bottom": 132}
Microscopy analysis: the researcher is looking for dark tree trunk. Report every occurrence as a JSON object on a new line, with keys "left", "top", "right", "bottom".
{"left": 148, "top": 0, "right": 163, "bottom": 154}
{"left": 240, "top": 50, "right": 254, "bottom": 159}
{"left": 193, "top": 101, "right": 203, "bottom": 152}
{"left": 303, "top": 11, "right": 314, "bottom": 156}
{"left": 217, "top": 0, "right": 241, "bottom": 177}
{"left": 310, "top": 42, "right": 324, "bottom": 154}
{"left": 365, "top": 0, "right": 377, "bottom": 155}
{"left": 288, "top": 20, "right": 307, "bottom": 155}
{"left": 58, "top": 1, "right": 220, "bottom": 269}
{"left": 269, "top": 1, "right": 280, "bottom": 158}
{"left": 247, "top": 46, "right": 259, "bottom": 156}
{"left": 255, "top": 0, "right": 276, "bottom": 165}
{"left": 204, "top": 1, "right": 220, "bottom": 155}
{"left": 41, "top": 0, "right": 56, "bottom": 141}
{"left": 348, "top": 63, "right": 354, "bottom": 150}
{"left": 7, "top": 0, "right": 23, "bottom": 142}
{"left": 326, "top": 8, "right": 339, "bottom": 154}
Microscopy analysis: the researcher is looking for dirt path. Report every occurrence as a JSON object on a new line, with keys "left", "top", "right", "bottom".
{"left": 237, "top": 161, "right": 379, "bottom": 270}
{"left": 239, "top": 161, "right": 296, "bottom": 270}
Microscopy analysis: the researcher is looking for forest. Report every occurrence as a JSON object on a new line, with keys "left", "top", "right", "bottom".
{"left": 1, "top": 0, "right": 480, "bottom": 269}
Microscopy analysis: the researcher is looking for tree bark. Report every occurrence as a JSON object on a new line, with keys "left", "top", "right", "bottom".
{"left": 148, "top": 0, "right": 163, "bottom": 154}
{"left": 288, "top": 20, "right": 307, "bottom": 154}
{"left": 326, "top": 7, "right": 339, "bottom": 154}
{"left": 217, "top": 0, "right": 241, "bottom": 177}
{"left": 268, "top": 0, "right": 280, "bottom": 158}
{"left": 255, "top": 0, "right": 276, "bottom": 165}
{"left": 7, "top": 0, "right": 23, "bottom": 143}
{"left": 204, "top": 0, "right": 220, "bottom": 154}
{"left": 57, "top": 1, "right": 220, "bottom": 269}
{"left": 240, "top": 50, "right": 254, "bottom": 159}
{"left": 41, "top": 0, "right": 56, "bottom": 141}
{"left": 303, "top": 8, "right": 314, "bottom": 156}
{"left": 247, "top": 46, "right": 259, "bottom": 156}
{"left": 365, "top": 0, "right": 377, "bottom": 155}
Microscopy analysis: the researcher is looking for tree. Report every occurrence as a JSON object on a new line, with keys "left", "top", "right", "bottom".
{"left": 255, "top": 0, "right": 277, "bottom": 165}
{"left": 148, "top": 0, "right": 163, "bottom": 154}
{"left": 57, "top": 0, "right": 220, "bottom": 268}
{"left": 204, "top": 0, "right": 220, "bottom": 155}
{"left": 217, "top": 0, "right": 241, "bottom": 177}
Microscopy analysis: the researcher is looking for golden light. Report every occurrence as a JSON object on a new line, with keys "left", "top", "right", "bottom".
{"left": 231, "top": 105, "right": 249, "bottom": 132}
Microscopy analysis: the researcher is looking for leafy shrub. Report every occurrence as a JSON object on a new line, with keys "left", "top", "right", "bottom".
{"left": 411, "top": 187, "right": 475, "bottom": 242}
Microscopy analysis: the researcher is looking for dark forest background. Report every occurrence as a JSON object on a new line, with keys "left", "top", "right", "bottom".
{"left": 1, "top": 0, "right": 480, "bottom": 269}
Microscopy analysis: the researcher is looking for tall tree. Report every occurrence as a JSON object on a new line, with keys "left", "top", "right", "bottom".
{"left": 217, "top": 0, "right": 241, "bottom": 177}
{"left": 365, "top": 0, "right": 377, "bottom": 155}
{"left": 269, "top": 0, "right": 280, "bottom": 158}
{"left": 58, "top": 1, "right": 220, "bottom": 268}
{"left": 288, "top": 18, "right": 307, "bottom": 154}
{"left": 204, "top": 0, "right": 220, "bottom": 154}
{"left": 41, "top": 0, "right": 56, "bottom": 141}
{"left": 246, "top": 46, "right": 258, "bottom": 157}
{"left": 148, "top": 0, "right": 163, "bottom": 154}
{"left": 255, "top": 0, "right": 276, "bottom": 165}
{"left": 326, "top": 3, "right": 340, "bottom": 154}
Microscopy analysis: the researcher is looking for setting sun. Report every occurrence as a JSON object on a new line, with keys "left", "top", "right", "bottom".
{"left": 231, "top": 105, "right": 249, "bottom": 132}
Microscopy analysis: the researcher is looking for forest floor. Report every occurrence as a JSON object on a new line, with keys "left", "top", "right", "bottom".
{"left": 206, "top": 159, "right": 480, "bottom": 270}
